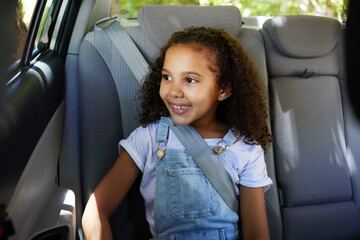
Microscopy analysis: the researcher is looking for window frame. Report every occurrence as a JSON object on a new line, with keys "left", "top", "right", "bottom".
{"left": 5, "top": 0, "right": 64, "bottom": 85}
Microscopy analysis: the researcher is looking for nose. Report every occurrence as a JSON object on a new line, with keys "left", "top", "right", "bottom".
{"left": 169, "top": 81, "right": 184, "bottom": 98}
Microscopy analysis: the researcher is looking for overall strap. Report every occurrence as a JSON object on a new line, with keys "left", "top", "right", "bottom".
{"left": 157, "top": 118, "right": 170, "bottom": 142}
{"left": 164, "top": 117, "right": 239, "bottom": 214}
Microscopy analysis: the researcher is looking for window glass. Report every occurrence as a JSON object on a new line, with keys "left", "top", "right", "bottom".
{"left": 34, "top": 0, "right": 53, "bottom": 54}
{"left": 11, "top": 0, "right": 54, "bottom": 65}
{"left": 114, "top": 0, "right": 347, "bottom": 22}
{"left": 11, "top": 0, "right": 34, "bottom": 63}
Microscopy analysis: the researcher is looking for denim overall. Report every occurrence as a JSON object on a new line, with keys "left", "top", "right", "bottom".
{"left": 152, "top": 119, "right": 239, "bottom": 240}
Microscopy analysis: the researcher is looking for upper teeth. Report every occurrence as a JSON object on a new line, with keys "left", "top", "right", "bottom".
{"left": 173, "top": 105, "right": 190, "bottom": 109}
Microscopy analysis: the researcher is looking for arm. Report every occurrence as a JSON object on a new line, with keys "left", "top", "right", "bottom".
{"left": 82, "top": 150, "right": 140, "bottom": 240}
{"left": 239, "top": 185, "right": 270, "bottom": 240}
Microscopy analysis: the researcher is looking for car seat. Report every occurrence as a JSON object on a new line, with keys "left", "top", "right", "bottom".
{"left": 261, "top": 15, "right": 360, "bottom": 240}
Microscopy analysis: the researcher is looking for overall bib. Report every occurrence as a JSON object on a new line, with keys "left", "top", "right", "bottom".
{"left": 152, "top": 119, "right": 239, "bottom": 240}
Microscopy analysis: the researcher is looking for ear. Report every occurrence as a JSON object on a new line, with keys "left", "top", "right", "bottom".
{"left": 218, "top": 88, "right": 232, "bottom": 101}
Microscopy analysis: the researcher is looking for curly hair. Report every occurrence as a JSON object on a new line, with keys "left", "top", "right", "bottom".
{"left": 137, "top": 26, "right": 272, "bottom": 150}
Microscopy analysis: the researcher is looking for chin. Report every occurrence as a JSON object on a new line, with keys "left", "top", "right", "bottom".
{"left": 169, "top": 115, "right": 192, "bottom": 126}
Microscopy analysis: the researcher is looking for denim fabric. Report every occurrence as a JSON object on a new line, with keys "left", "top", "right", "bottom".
{"left": 151, "top": 224, "right": 238, "bottom": 240}
{"left": 153, "top": 119, "right": 239, "bottom": 239}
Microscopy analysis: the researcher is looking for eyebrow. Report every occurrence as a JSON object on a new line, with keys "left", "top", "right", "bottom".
{"left": 162, "top": 68, "right": 203, "bottom": 77}
{"left": 184, "top": 71, "right": 202, "bottom": 77}
{"left": 162, "top": 68, "right": 170, "bottom": 73}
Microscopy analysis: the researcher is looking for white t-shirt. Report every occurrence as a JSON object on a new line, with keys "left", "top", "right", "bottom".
{"left": 119, "top": 122, "right": 272, "bottom": 236}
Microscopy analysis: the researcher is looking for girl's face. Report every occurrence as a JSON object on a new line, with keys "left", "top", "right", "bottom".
{"left": 160, "top": 45, "right": 227, "bottom": 130}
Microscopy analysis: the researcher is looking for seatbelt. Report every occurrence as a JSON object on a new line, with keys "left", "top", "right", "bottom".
{"left": 164, "top": 117, "right": 239, "bottom": 214}
{"left": 98, "top": 18, "right": 239, "bottom": 213}
{"left": 95, "top": 17, "right": 148, "bottom": 137}
{"left": 97, "top": 17, "right": 148, "bottom": 85}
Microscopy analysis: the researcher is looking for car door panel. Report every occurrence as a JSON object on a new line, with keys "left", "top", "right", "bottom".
{"left": 9, "top": 107, "right": 76, "bottom": 240}
{"left": 0, "top": 44, "right": 70, "bottom": 240}
{"left": 1, "top": 0, "right": 79, "bottom": 239}
{"left": 0, "top": 50, "right": 64, "bottom": 206}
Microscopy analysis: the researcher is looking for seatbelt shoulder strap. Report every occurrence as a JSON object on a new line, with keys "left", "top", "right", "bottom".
{"left": 164, "top": 117, "right": 239, "bottom": 214}
{"left": 96, "top": 16, "right": 149, "bottom": 85}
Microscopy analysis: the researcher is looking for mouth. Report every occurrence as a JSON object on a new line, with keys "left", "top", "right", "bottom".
{"left": 170, "top": 103, "right": 192, "bottom": 114}
{"left": 172, "top": 105, "right": 191, "bottom": 109}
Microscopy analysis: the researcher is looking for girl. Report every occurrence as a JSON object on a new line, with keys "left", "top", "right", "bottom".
{"left": 82, "top": 26, "right": 273, "bottom": 240}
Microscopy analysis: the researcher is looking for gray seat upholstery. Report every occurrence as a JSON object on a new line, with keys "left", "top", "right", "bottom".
{"left": 78, "top": 23, "right": 154, "bottom": 240}
{"left": 61, "top": 4, "right": 360, "bottom": 239}
{"left": 261, "top": 15, "right": 360, "bottom": 240}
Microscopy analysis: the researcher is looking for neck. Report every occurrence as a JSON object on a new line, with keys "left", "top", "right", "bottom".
{"left": 192, "top": 122, "right": 229, "bottom": 139}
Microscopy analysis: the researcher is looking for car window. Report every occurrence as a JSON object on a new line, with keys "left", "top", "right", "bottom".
{"left": 33, "top": 0, "right": 53, "bottom": 55}
{"left": 10, "top": 0, "right": 57, "bottom": 68}
{"left": 11, "top": 1, "right": 33, "bottom": 64}
{"left": 113, "top": 0, "right": 347, "bottom": 22}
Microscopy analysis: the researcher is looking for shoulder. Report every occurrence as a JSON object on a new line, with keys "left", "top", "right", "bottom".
{"left": 228, "top": 133, "right": 264, "bottom": 165}
{"left": 119, "top": 121, "right": 160, "bottom": 152}
{"left": 119, "top": 121, "right": 160, "bottom": 172}
{"left": 129, "top": 121, "right": 160, "bottom": 138}
{"left": 232, "top": 134, "right": 262, "bottom": 153}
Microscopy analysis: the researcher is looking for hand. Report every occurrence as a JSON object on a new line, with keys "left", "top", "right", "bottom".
{"left": 82, "top": 150, "right": 140, "bottom": 239}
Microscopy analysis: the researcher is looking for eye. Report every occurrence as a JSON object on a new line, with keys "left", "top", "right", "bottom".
{"left": 186, "top": 77, "right": 198, "bottom": 84}
{"left": 162, "top": 74, "right": 172, "bottom": 81}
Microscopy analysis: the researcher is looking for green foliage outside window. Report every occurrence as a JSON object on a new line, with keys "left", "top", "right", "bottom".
{"left": 118, "top": 0, "right": 347, "bottom": 22}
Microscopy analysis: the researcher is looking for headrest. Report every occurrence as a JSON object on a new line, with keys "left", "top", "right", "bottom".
{"left": 263, "top": 15, "right": 341, "bottom": 58}
{"left": 138, "top": 5, "right": 242, "bottom": 48}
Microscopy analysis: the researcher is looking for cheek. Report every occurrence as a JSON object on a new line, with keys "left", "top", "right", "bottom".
{"left": 190, "top": 86, "right": 219, "bottom": 104}
{"left": 159, "top": 83, "right": 167, "bottom": 102}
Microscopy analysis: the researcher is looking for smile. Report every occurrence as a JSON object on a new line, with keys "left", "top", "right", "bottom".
{"left": 173, "top": 105, "right": 191, "bottom": 109}
{"left": 170, "top": 104, "right": 192, "bottom": 115}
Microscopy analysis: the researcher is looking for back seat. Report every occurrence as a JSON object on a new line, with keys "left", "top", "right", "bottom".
{"left": 60, "top": 4, "right": 360, "bottom": 239}
{"left": 261, "top": 16, "right": 360, "bottom": 239}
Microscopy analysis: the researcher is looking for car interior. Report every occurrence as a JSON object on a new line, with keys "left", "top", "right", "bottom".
{"left": 1, "top": 0, "right": 359, "bottom": 240}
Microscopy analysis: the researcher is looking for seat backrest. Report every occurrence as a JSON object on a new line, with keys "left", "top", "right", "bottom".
{"left": 78, "top": 17, "right": 158, "bottom": 239}
{"left": 261, "top": 15, "right": 360, "bottom": 240}
{"left": 237, "top": 25, "right": 283, "bottom": 240}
